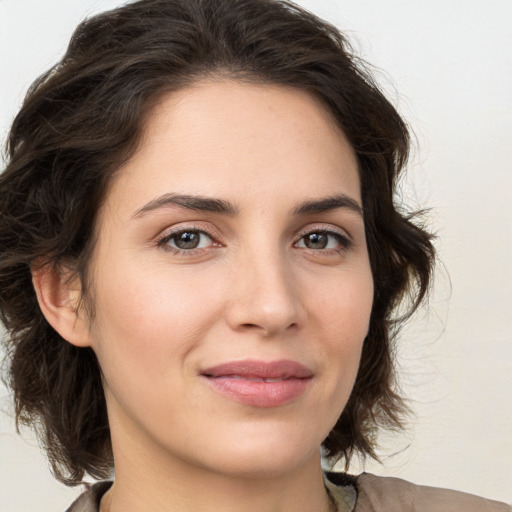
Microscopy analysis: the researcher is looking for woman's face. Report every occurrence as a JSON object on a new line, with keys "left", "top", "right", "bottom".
{"left": 82, "top": 80, "right": 374, "bottom": 478}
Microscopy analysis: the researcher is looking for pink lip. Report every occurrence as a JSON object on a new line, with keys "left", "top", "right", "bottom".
{"left": 200, "top": 359, "right": 313, "bottom": 407}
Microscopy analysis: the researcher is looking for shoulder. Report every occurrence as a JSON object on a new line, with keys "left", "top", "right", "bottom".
{"left": 65, "top": 481, "right": 112, "bottom": 512}
{"left": 352, "top": 472, "right": 511, "bottom": 512}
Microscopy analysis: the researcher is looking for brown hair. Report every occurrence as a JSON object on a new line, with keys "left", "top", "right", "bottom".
{"left": 0, "top": 0, "right": 434, "bottom": 485}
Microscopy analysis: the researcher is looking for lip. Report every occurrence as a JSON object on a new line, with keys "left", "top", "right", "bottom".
{"left": 200, "top": 359, "right": 313, "bottom": 407}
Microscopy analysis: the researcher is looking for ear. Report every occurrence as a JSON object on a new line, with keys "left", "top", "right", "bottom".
{"left": 32, "top": 264, "right": 92, "bottom": 348}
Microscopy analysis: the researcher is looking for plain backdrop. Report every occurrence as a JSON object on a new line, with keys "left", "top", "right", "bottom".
{"left": 1, "top": 0, "right": 511, "bottom": 510}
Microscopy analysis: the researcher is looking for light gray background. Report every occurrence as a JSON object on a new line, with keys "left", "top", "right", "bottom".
{"left": 1, "top": 1, "right": 511, "bottom": 510}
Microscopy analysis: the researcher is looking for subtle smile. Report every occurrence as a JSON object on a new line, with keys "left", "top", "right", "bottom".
{"left": 200, "top": 359, "right": 313, "bottom": 407}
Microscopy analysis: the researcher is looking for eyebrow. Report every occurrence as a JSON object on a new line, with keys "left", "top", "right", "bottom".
{"left": 132, "top": 192, "right": 363, "bottom": 219}
{"left": 293, "top": 194, "right": 363, "bottom": 217}
{"left": 132, "top": 193, "right": 239, "bottom": 218}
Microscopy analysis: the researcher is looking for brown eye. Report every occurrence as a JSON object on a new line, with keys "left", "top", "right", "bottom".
{"left": 296, "top": 230, "right": 350, "bottom": 251}
{"left": 162, "top": 230, "right": 213, "bottom": 250}
{"left": 174, "top": 231, "right": 201, "bottom": 249}
{"left": 303, "top": 232, "right": 328, "bottom": 249}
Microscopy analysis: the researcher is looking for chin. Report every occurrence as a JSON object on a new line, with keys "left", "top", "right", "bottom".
{"left": 187, "top": 421, "right": 325, "bottom": 479}
{"left": 208, "top": 448, "right": 320, "bottom": 480}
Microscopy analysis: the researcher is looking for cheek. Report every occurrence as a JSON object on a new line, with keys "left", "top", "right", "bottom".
{"left": 313, "top": 267, "right": 373, "bottom": 338}
{"left": 292, "top": 267, "right": 373, "bottom": 438}
{"left": 89, "top": 259, "right": 224, "bottom": 382}
{"left": 86, "top": 260, "right": 231, "bottom": 433}
{"left": 309, "top": 267, "right": 373, "bottom": 383}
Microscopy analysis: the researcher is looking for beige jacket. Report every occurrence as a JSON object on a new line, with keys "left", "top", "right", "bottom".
{"left": 67, "top": 473, "right": 511, "bottom": 512}
{"left": 326, "top": 472, "right": 511, "bottom": 512}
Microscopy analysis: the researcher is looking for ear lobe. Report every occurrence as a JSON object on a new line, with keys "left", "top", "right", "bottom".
{"left": 32, "top": 264, "right": 92, "bottom": 348}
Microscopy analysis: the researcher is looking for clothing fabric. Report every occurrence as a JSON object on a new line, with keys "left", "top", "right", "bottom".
{"left": 325, "top": 472, "right": 511, "bottom": 512}
{"left": 65, "top": 473, "right": 511, "bottom": 512}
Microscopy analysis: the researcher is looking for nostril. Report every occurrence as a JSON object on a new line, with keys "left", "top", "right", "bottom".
{"left": 239, "top": 321, "right": 298, "bottom": 333}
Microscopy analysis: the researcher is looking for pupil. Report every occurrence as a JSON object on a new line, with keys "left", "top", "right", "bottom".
{"left": 306, "top": 233, "right": 327, "bottom": 249}
{"left": 175, "top": 232, "right": 199, "bottom": 249}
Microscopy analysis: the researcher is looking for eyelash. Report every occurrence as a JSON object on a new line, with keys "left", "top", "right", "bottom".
{"left": 294, "top": 228, "right": 352, "bottom": 254}
{"left": 156, "top": 226, "right": 352, "bottom": 256}
{"left": 156, "top": 225, "right": 219, "bottom": 255}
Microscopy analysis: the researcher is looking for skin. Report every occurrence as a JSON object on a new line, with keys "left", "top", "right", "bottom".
{"left": 35, "top": 80, "right": 374, "bottom": 512}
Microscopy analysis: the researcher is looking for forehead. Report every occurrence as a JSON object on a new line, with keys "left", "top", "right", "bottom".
{"left": 105, "top": 80, "right": 361, "bottom": 217}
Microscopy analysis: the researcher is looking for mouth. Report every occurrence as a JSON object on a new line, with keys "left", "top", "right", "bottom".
{"left": 200, "top": 359, "right": 313, "bottom": 407}
{"left": 216, "top": 376, "right": 292, "bottom": 382}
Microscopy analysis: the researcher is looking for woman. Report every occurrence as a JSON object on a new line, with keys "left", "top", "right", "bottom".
{"left": 0, "top": 0, "right": 509, "bottom": 511}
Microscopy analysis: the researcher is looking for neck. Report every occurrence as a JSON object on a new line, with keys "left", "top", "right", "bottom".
{"left": 104, "top": 442, "right": 335, "bottom": 512}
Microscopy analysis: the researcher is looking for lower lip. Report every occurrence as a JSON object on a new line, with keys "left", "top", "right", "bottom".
{"left": 202, "top": 376, "right": 311, "bottom": 407}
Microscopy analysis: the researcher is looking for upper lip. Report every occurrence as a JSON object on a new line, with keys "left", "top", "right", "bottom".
{"left": 201, "top": 359, "right": 314, "bottom": 380}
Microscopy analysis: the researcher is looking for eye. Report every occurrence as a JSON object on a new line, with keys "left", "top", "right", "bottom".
{"left": 159, "top": 229, "right": 213, "bottom": 251}
{"left": 295, "top": 230, "right": 350, "bottom": 251}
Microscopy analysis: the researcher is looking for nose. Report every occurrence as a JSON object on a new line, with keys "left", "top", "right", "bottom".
{"left": 224, "top": 249, "right": 306, "bottom": 337}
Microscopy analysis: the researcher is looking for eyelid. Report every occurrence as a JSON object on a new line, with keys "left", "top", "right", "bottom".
{"left": 295, "top": 223, "right": 352, "bottom": 241}
{"left": 155, "top": 222, "right": 222, "bottom": 252}
{"left": 293, "top": 224, "right": 353, "bottom": 251}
